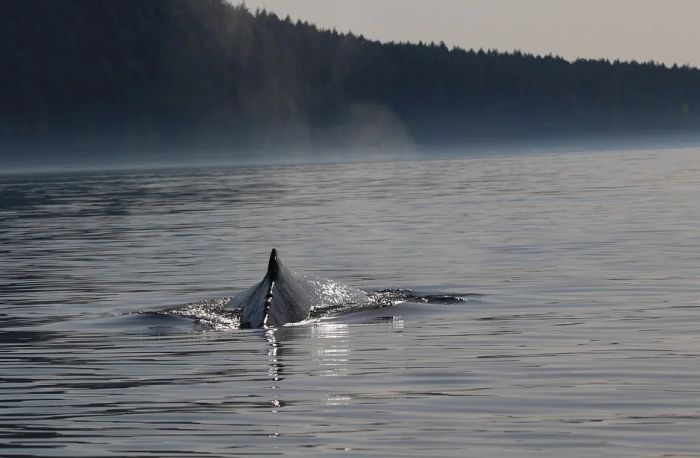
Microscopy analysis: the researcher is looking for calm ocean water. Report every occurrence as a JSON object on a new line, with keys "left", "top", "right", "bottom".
{"left": 1, "top": 148, "right": 700, "bottom": 457}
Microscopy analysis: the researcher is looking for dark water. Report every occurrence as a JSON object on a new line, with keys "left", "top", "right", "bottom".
{"left": 2, "top": 148, "right": 700, "bottom": 457}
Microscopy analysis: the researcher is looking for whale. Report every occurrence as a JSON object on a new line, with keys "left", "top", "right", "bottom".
{"left": 230, "top": 249, "right": 371, "bottom": 328}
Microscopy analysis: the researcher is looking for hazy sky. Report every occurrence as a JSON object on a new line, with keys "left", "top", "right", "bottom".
{"left": 237, "top": 0, "right": 700, "bottom": 67}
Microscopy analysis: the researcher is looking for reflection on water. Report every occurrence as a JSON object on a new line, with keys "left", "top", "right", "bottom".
{"left": 2, "top": 148, "right": 700, "bottom": 457}
{"left": 312, "top": 322, "right": 351, "bottom": 377}
{"left": 265, "top": 329, "right": 283, "bottom": 411}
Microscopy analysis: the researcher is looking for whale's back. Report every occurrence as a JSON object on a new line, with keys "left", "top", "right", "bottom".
{"left": 232, "top": 249, "right": 369, "bottom": 328}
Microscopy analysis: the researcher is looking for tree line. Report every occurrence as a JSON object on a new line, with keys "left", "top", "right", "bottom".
{"left": 1, "top": 0, "right": 699, "bottom": 159}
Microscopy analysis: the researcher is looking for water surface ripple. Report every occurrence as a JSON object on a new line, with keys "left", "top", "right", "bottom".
{"left": 1, "top": 148, "right": 700, "bottom": 457}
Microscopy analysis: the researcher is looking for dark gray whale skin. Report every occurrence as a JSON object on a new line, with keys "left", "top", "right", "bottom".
{"left": 231, "top": 249, "right": 370, "bottom": 328}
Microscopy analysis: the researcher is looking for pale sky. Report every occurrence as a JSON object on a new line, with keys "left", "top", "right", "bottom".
{"left": 237, "top": 0, "right": 700, "bottom": 67}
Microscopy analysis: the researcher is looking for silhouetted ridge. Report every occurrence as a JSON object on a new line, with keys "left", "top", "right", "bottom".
{"left": 1, "top": 0, "right": 699, "bottom": 163}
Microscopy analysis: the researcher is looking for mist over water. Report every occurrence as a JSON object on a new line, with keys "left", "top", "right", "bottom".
{"left": 5, "top": 0, "right": 700, "bottom": 176}
{"left": 1, "top": 147, "right": 700, "bottom": 457}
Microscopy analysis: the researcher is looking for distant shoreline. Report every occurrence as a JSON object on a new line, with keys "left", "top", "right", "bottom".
{"left": 2, "top": 0, "right": 699, "bottom": 170}
{"left": 2, "top": 133, "right": 699, "bottom": 176}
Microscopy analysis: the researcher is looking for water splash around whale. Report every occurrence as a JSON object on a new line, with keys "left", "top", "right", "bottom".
{"left": 118, "top": 249, "right": 482, "bottom": 332}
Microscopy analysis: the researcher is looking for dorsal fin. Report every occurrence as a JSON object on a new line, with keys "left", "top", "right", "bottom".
{"left": 267, "top": 248, "right": 279, "bottom": 281}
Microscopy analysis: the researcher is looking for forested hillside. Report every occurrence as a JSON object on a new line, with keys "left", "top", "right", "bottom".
{"left": 2, "top": 0, "right": 699, "bottom": 163}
